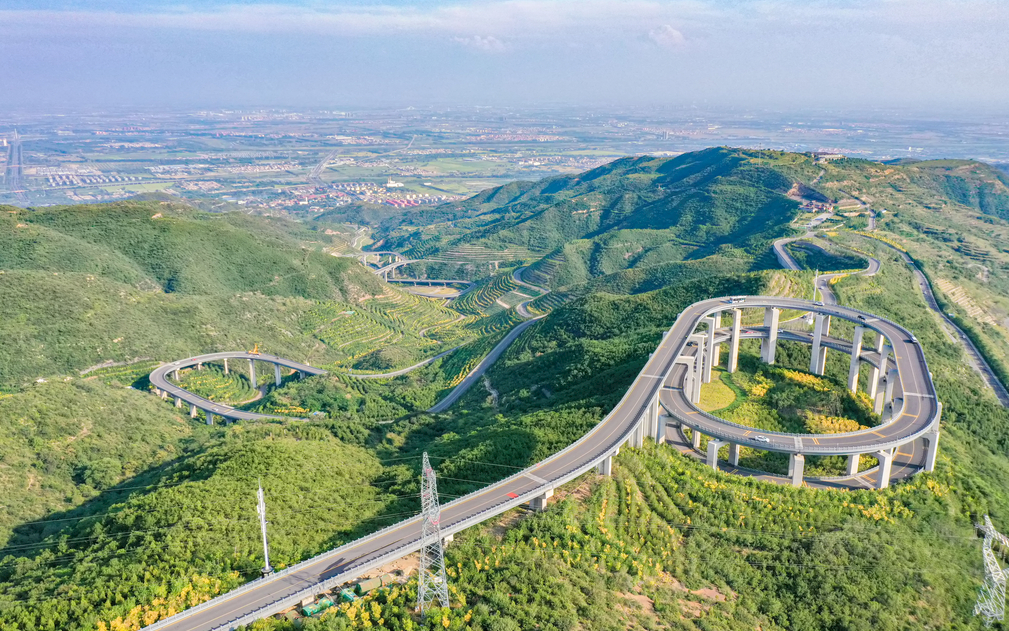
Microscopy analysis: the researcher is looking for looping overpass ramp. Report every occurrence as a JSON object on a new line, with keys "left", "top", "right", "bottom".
{"left": 148, "top": 352, "right": 327, "bottom": 423}
{"left": 143, "top": 295, "right": 940, "bottom": 631}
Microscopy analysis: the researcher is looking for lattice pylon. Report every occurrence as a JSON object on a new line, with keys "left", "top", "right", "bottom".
{"left": 975, "top": 515, "right": 1008, "bottom": 627}
{"left": 417, "top": 452, "right": 450, "bottom": 616}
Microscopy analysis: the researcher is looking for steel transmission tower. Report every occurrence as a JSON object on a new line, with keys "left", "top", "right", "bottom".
{"left": 257, "top": 480, "right": 274, "bottom": 576}
{"left": 417, "top": 452, "right": 450, "bottom": 615}
{"left": 975, "top": 515, "right": 1009, "bottom": 626}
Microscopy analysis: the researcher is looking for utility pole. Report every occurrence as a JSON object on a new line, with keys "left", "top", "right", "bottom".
{"left": 975, "top": 515, "right": 1009, "bottom": 626}
{"left": 257, "top": 480, "right": 273, "bottom": 577}
{"left": 417, "top": 452, "right": 450, "bottom": 616}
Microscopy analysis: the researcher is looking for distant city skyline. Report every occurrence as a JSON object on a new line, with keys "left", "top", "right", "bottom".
{"left": 1, "top": 0, "right": 1007, "bottom": 111}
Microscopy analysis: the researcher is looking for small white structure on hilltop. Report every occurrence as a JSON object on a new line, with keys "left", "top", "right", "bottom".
{"left": 385, "top": 178, "right": 404, "bottom": 188}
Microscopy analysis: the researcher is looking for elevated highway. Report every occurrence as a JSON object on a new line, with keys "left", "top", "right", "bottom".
{"left": 144, "top": 295, "right": 940, "bottom": 630}
{"left": 148, "top": 352, "right": 327, "bottom": 423}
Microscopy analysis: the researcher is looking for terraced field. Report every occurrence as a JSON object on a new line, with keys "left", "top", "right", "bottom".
{"left": 452, "top": 273, "right": 520, "bottom": 315}
{"left": 300, "top": 287, "right": 478, "bottom": 371}
{"left": 523, "top": 251, "right": 565, "bottom": 287}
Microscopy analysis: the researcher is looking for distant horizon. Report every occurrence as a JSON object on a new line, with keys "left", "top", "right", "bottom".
{"left": 2, "top": 0, "right": 1008, "bottom": 111}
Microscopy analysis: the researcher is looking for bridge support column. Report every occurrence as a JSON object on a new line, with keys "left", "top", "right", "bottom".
{"left": 223, "top": 358, "right": 229, "bottom": 375}
{"left": 160, "top": 390, "right": 168, "bottom": 400}
{"left": 596, "top": 455, "right": 613, "bottom": 476}
{"left": 810, "top": 314, "right": 831, "bottom": 375}
{"left": 530, "top": 489, "right": 554, "bottom": 512}
{"left": 788, "top": 453, "right": 805, "bottom": 487}
{"left": 728, "top": 443, "right": 741, "bottom": 467}
{"left": 846, "top": 454, "right": 860, "bottom": 476}
{"left": 190, "top": 403, "right": 197, "bottom": 418}
{"left": 174, "top": 396, "right": 183, "bottom": 408}
{"left": 706, "top": 310, "right": 722, "bottom": 369}
{"left": 631, "top": 422, "right": 644, "bottom": 449}
{"left": 875, "top": 449, "right": 894, "bottom": 489}
{"left": 924, "top": 403, "right": 942, "bottom": 473}
{"left": 691, "top": 336, "right": 704, "bottom": 404}
{"left": 872, "top": 345, "right": 892, "bottom": 412}
{"left": 442, "top": 534, "right": 454, "bottom": 547}
{"left": 706, "top": 439, "right": 725, "bottom": 470}
{"left": 868, "top": 335, "right": 885, "bottom": 398}
{"left": 881, "top": 368, "right": 898, "bottom": 421}
{"left": 761, "top": 307, "right": 780, "bottom": 364}
{"left": 727, "top": 309, "right": 742, "bottom": 373}
{"left": 691, "top": 428, "right": 702, "bottom": 451}
{"left": 249, "top": 360, "right": 257, "bottom": 389}
{"left": 848, "top": 326, "right": 865, "bottom": 393}
{"left": 703, "top": 316, "right": 717, "bottom": 383}
{"left": 206, "top": 410, "right": 214, "bottom": 426}
{"left": 274, "top": 363, "right": 282, "bottom": 387}
{"left": 656, "top": 415, "right": 671, "bottom": 445}
{"left": 173, "top": 370, "right": 180, "bottom": 381}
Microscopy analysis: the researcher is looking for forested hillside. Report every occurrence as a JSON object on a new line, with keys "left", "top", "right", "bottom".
{"left": 5, "top": 149, "right": 1009, "bottom": 630}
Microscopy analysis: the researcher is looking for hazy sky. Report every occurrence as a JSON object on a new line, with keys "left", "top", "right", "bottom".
{"left": 1, "top": 0, "right": 1007, "bottom": 111}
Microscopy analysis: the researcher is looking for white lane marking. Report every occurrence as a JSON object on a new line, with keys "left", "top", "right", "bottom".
{"left": 641, "top": 374, "right": 665, "bottom": 379}
{"left": 903, "top": 392, "right": 935, "bottom": 398}
{"left": 524, "top": 472, "right": 549, "bottom": 485}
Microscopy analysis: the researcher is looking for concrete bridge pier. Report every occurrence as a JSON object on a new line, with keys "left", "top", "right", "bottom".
{"left": 706, "top": 439, "right": 725, "bottom": 470}
{"left": 924, "top": 403, "right": 942, "bottom": 473}
{"left": 848, "top": 326, "right": 866, "bottom": 392}
{"left": 173, "top": 370, "right": 180, "bottom": 381}
{"left": 630, "top": 422, "right": 644, "bottom": 449}
{"left": 690, "top": 334, "right": 705, "bottom": 403}
{"left": 868, "top": 335, "right": 885, "bottom": 398}
{"left": 810, "top": 314, "right": 831, "bottom": 375}
{"left": 727, "top": 309, "right": 742, "bottom": 373}
{"left": 249, "top": 360, "right": 257, "bottom": 389}
{"left": 206, "top": 410, "right": 215, "bottom": 426}
{"left": 846, "top": 453, "right": 860, "bottom": 476}
{"left": 530, "top": 488, "right": 554, "bottom": 512}
{"left": 871, "top": 344, "right": 892, "bottom": 411}
{"left": 174, "top": 396, "right": 183, "bottom": 408}
{"left": 190, "top": 403, "right": 198, "bottom": 418}
{"left": 728, "top": 443, "right": 740, "bottom": 466}
{"left": 691, "top": 428, "right": 702, "bottom": 451}
{"left": 880, "top": 368, "right": 898, "bottom": 419}
{"left": 704, "top": 315, "right": 719, "bottom": 382}
{"left": 274, "top": 363, "right": 282, "bottom": 387}
{"left": 223, "top": 359, "right": 229, "bottom": 375}
{"left": 875, "top": 449, "right": 894, "bottom": 489}
{"left": 761, "top": 307, "right": 780, "bottom": 364}
{"left": 710, "top": 312, "right": 722, "bottom": 367}
{"left": 655, "top": 415, "right": 671, "bottom": 444}
{"left": 596, "top": 455, "right": 613, "bottom": 476}
{"left": 788, "top": 453, "right": 805, "bottom": 487}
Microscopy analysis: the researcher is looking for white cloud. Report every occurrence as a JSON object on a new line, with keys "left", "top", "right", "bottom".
{"left": 648, "top": 24, "right": 686, "bottom": 48}
{"left": 454, "top": 35, "right": 508, "bottom": 52}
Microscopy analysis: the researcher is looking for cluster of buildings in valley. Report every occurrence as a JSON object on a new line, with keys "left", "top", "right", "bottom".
{"left": 466, "top": 133, "right": 570, "bottom": 142}
{"left": 330, "top": 180, "right": 462, "bottom": 207}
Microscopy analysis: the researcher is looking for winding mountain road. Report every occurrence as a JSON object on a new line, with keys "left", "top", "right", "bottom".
{"left": 144, "top": 293, "right": 939, "bottom": 631}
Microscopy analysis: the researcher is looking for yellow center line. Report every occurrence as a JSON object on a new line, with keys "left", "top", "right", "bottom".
{"left": 871, "top": 431, "right": 886, "bottom": 437}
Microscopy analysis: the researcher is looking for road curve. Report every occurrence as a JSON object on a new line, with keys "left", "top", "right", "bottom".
{"left": 144, "top": 295, "right": 938, "bottom": 630}
{"left": 149, "top": 352, "right": 327, "bottom": 421}
{"left": 660, "top": 296, "right": 939, "bottom": 456}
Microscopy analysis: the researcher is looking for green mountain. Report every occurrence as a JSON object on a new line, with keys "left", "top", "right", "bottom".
{"left": 6, "top": 149, "right": 1009, "bottom": 631}
{"left": 374, "top": 148, "right": 804, "bottom": 285}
